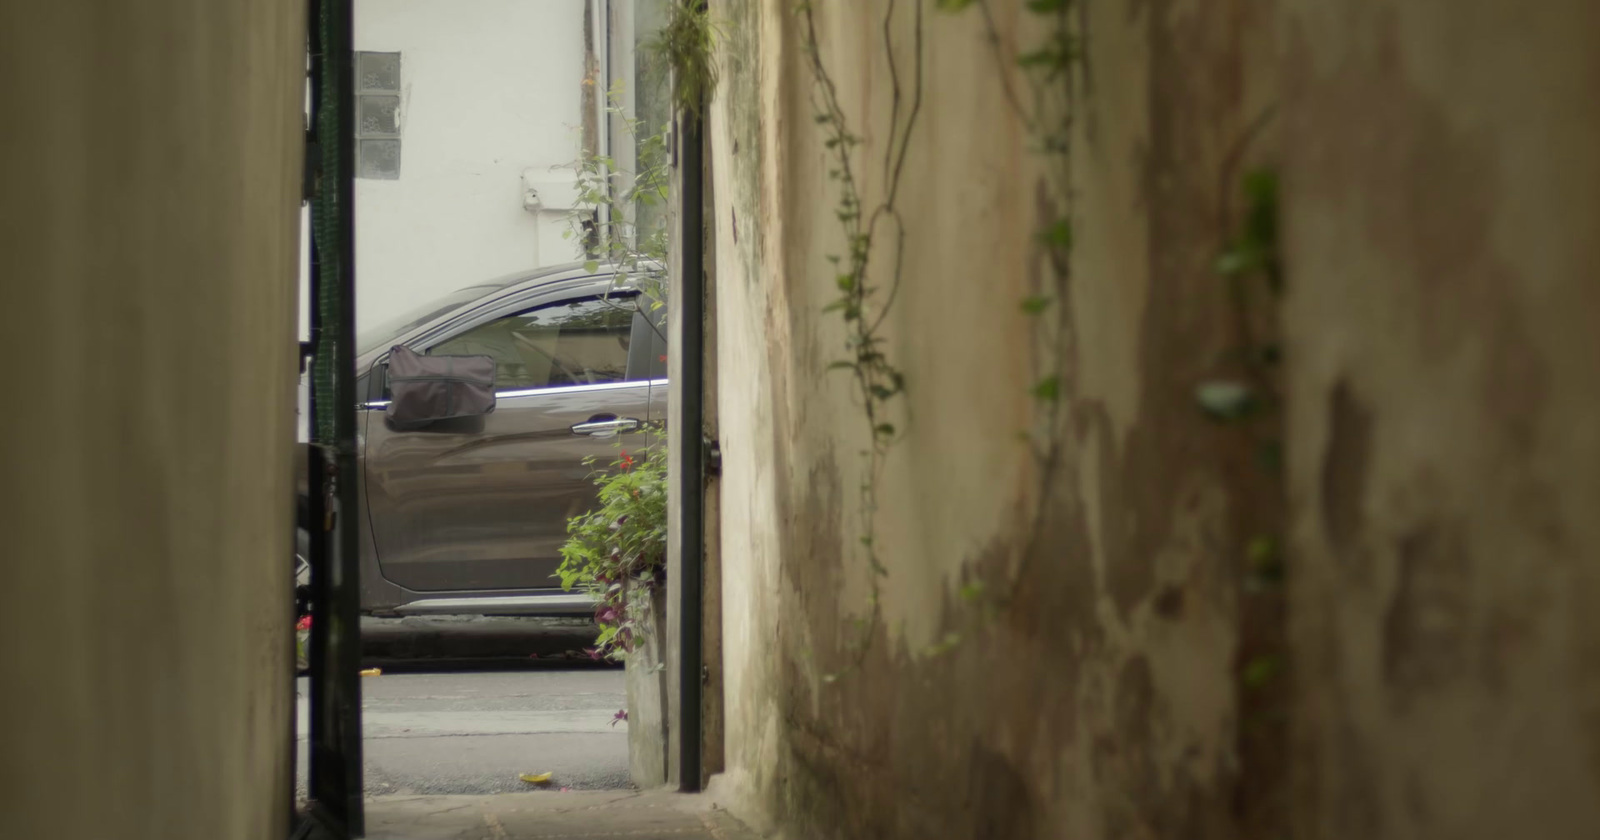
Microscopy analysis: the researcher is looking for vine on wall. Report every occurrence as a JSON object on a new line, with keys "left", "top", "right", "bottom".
{"left": 567, "top": 80, "right": 672, "bottom": 312}
{"left": 955, "top": 0, "right": 1082, "bottom": 617}
{"left": 796, "top": 0, "right": 925, "bottom": 676}
{"left": 794, "top": 0, "right": 1085, "bottom": 672}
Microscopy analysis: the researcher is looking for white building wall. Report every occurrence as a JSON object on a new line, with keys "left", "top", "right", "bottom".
{"left": 352, "top": 0, "right": 590, "bottom": 332}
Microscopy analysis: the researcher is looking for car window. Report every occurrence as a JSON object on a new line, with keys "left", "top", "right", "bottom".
{"left": 355, "top": 283, "right": 508, "bottom": 357}
{"left": 427, "top": 295, "right": 639, "bottom": 392}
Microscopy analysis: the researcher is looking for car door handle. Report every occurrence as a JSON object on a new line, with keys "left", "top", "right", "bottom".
{"left": 571, "top": 417, "right": 640, "bottom": 437}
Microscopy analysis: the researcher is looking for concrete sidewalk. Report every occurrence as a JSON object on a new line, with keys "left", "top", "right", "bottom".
{"left": 364, "top": 790, "right": 762, "bottom": 840}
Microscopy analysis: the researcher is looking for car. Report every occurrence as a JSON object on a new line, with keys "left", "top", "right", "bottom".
{"left": 296, "top": 261, "right": 666, "bottom": 617}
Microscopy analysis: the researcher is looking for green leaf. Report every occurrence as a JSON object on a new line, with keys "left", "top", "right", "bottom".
{"left": 836, "top": 273, "right": 856, "bottom": 291}
{"left": 1242, "top": 655, "right": 1281, "bottom": 690}
{"left": 1246, "top": 535, "right": 1280, "bottom": 567}
{"left": 1032, "top": 375, "right": 1061, "bottom": 401}
{"left": 926, "top": 631, "right": 964, "bottom": 657}
{"left": 1021, "top": 295, "right": 1051, "bottom": 315}
{"left": 958, "top": 581, "right": 985, "bottom": 602}
{"left": 1214, "top": 247, "right": 1260, "bottom": 277}
{"left": 874, "top": 423, "right": 895, "bottom": 437}
{"left": 584, "top": 260, "right": 601, "bottom": 273}
{"left": 826, "top": 361, "right": 856, "bottom": 372}
{"left": 1256, "top": 440, "right": 1283, "bottom": 472}
{"left": 1038, "top": 218, "right": 1073, "bottom": 249}
{"left": 1027, "top": 0, "right": 1069, "bottom": 11}
{"left": 1195, "top": 380, "right": 1257, "bottom": 420}
{"left": 1243, "top": 168, "right": 1279, "bottom": 207}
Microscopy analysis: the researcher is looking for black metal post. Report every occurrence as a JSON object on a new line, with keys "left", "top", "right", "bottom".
{"left": 673, "top": 96, "right": 706, "bottom": 792}
{"left": 304, "top": 0, "right": 363, "bottom": 835}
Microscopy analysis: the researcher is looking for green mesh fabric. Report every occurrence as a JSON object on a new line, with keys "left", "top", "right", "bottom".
{"left": 311, "top": 0, "right": 341, "bottom": 444}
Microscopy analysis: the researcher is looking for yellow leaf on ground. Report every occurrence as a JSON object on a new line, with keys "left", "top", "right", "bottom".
{"left": 519, "top": 772, "right": 553, "bottom": 785}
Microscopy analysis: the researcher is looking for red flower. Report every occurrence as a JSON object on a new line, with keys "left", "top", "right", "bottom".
{"left": 619, "top": 451, "right": 635, "bottom": 471}
{"left": 658, "top": 354, "right": 667, "bottom": 363}
{"left": 296, "top": 615, "right": 312, "bottom": 632}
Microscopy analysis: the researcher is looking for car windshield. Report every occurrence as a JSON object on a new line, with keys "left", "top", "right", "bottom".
{"left": 356, "top": 284, "right": 505, "bottom": 357}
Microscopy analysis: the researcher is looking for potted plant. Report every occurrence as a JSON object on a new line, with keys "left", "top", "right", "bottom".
{"left": 555, "top": 432, "right": 669, "bottom": 786}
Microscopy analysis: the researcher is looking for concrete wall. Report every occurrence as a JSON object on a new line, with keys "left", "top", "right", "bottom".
{"left": 0, "top": 1, "right": 306, "bottom": 839}
{"left": 704, "top": 1, "right": 1600, "bottom": 838}
{"left": 352, "top": 0, "right": 589, "bottom": 333}
{"left": 1278, "top": 3, "right": 1600, "bottom": 837}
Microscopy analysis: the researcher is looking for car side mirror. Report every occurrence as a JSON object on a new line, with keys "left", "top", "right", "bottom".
{"left": 384, "top": 345, "right": 497, "bottom": 428}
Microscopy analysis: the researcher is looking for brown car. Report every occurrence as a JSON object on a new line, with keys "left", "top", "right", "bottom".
{"left": 296, "top": 262, "right": 666, "bottom": 616}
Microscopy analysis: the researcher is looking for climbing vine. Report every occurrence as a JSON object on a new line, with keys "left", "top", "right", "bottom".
{"left": 566, "top": 81, "right": 671, "bottom": 315}
{"left": 1203, "top": 165, "right": 1287, "bottom": 690}
{"left": 795, "top": 0, "right": 1086, "bottom": 670}
{"left": 796, "top": 0, "right": 924, "bottom": 675}
{"left": 925, "top": 0, "right": 1083, "bottom": 648}
{"left": 650, "top": 0, "right": 722, "bottom": 119}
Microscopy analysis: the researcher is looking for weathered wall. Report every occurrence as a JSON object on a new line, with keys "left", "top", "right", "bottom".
{"left": 706, "top": 1, "right": 1600, "bottom": 839}
{"left": 1278, "top": 2, "right": 1600, "bottom": 838}
{"left": 707, "top": 1, "right": 1272, "bottom": 837}
{"left": 0, "top": 2, "right": 306, "bottom": 839}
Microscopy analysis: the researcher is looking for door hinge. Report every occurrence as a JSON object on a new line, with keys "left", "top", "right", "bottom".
{"left": 703, "top": 436, "right": 721, "bottom": 478}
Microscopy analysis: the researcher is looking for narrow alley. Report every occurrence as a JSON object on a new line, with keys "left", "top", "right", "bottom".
{"left": 5, "top": 1, "right": 1600, "bottom": 840}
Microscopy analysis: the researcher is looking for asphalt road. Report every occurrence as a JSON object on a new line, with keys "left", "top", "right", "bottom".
{"left": 296, "top": 666, "right": 631, "bottom": 796}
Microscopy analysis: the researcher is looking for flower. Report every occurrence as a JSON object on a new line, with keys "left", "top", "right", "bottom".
{"left": 619, "top": 451, "right": 635, "bottom": 471}
{"left": 585, "top": 647, "right": 604, "bottom": 661}
{"left": 611, "top": 709, "right": 628, "bottom": 727}
{"left": 296, "top": 615, "right": 312, "bottom": 632}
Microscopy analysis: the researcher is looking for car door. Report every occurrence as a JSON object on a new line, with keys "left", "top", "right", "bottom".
{"left": 363, "top": 289, "right": 652, "bottom": 593}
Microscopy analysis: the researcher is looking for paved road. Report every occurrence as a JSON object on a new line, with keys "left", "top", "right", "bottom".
{"left": 297, "top": 666, "right": 630, "bottom": 796}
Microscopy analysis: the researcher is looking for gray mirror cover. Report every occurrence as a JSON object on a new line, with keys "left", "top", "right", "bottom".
{"left": 385, "top": 344, "right": 496, "bottom": 428}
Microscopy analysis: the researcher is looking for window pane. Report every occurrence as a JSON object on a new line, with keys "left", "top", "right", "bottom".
{"left": 357, "top": 52, "right": 401, "bottom": 92}
{"left": 430, "top": 297, "right": 638, "bottom": 392}
{"left": 358, "top": 95, "right": 400, "bottom": 136}
{"left": 358, "top": 139, "right": 401, "bottom": 180}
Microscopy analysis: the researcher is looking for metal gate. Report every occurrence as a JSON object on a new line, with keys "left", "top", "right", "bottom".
{"left": 296, "top": 0, "right": 364, "bottom": 835}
